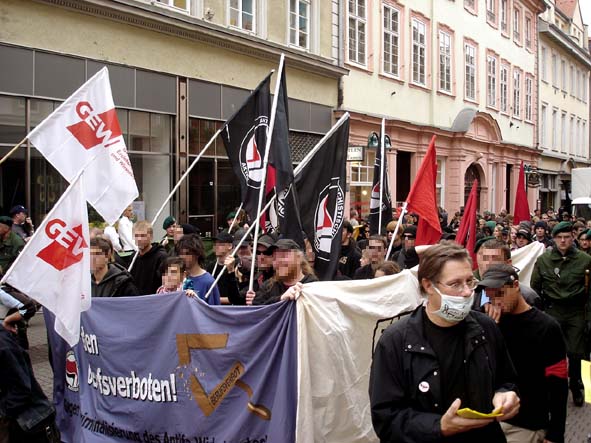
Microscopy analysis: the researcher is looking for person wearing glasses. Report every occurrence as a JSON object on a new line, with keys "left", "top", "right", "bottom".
{"left": 370, "top": 241, "right": 520, "bottom": 443}
{"left": 531, "top": 221, "right": 591, "bottom": 407}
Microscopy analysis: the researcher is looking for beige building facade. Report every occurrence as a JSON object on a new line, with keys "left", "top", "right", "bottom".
{"left": 343, "top": 0, "right": 545, "bottom": 219}
{"left": 0, "top": 0, "right": 346, "bottom": 236}
{"left": 537, "top": 0, "right": 591, "bottom": 212}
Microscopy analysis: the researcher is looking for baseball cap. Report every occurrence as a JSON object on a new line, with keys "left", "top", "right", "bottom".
{"left": 257, "top": 234, "right": 277, "bottom": 249}
{"left": 403, "top": 225, "right": 417, "bottom": 238}
{"left": 9, "top": 205, "right": 27, "bottom": 216}
{"left": 477, "top": 265, "right": 519, "bottom": 290}
{"left": 266, "top": 238, "right": 302, "bottom": 253}
{"left": 516, "top": 228, "right": 530, "bottom": 238}
{"left": 233, "top": 228, "right": 253, "bottom": 248}
{"left": 214, "top": 231, "right": 234, "bottom": 243}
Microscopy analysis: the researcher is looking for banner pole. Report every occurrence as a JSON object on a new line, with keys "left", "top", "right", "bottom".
{"left": 229, "top": 203, "right": 243, "bottom": 233}
{"left": 385, "top": 202, "right": 407, "bottom": 260}
{"left": 127, "top": 126, "right": 223, "bottom": 272}
{"left": 378, "top": 118, "right": 385, "bottom": 236}
{"left": 0, "top": 137, "right": 27, "bottom": 167}
{"left": 248, "top": 54, "right": 285, "bottom": 293}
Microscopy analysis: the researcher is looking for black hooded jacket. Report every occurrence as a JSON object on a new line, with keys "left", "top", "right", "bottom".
{"left": 92, "top": 263, "right": 139, "bottom": 298}
{"left": 130, "top": 243, "right": 168, "bottom": 295}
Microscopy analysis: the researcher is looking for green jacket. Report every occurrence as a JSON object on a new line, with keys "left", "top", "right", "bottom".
{"left": 0, "top": 231, "right": 25, "bottom": 275}
{"left": 531, "top": 246, "right": 591, "bottom": 304}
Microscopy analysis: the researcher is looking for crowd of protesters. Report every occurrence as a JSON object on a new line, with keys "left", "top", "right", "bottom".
{"left": 1, "top": 200, "right": 591, "bottom": 442}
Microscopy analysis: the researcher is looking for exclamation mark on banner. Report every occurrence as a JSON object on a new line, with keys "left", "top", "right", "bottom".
{"left": 171, "top": 374, "right": 177, "bottom": 402}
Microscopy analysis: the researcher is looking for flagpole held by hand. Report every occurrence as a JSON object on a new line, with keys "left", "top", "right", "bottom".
{"left": 0, "top": 136, "right": 27, "bottom": 167}
{"left": 385, "top": 202, "right": 407, "bottom": 260}
{"left": 378, "top": 118, "right": 385, "bottom": 236}
{"left": 248, "top": 54, "right": 285, "bottom": 293}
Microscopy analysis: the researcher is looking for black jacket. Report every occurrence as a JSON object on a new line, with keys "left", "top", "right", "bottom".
{"left": 370, "top": 306, "right": 517, "bottom": 443}
{"left": 338, "top": 243, "right": 362, "bottom": 278}
{"left": 252, "top": 273, "right": 318, "bottom": 305}
{"left": 92, "top": 263, "right": 139, "bottom": 298}
{"left": 130, "top": 243, "right": 168, "bottom": 295}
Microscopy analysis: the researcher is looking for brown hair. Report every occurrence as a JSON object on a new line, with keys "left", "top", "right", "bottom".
{"left": 368, "top": 235, "right": 387, "bottom": 248}
{"left": 376, "top": 261, "right": 400, "bottom": 276}
{"left": 479, "top": 239, "right": 511, "bottom": 261}
{"left": 133, "top": 220, "right": 153, "bottom": 236}
{"left": 90, "top": 237, "right": 113, "bottom": 256}
{"left": 417, "top": 241, "right": 471, "bottom": 293}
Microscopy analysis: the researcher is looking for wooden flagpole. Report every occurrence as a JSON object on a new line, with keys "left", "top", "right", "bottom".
{"left": 0, "top": 137, "right": 27, "bottom": 167}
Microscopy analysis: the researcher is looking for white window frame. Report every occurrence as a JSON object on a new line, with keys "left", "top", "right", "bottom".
{"left": 525, "top": 76, "right": 532, "bottom": 121}
{"left": 551, "top": 108, "right": 557, "bottom": 150}
{"left": 465, "top": 43, "right": 476, "bottom": 101}
{"left": 525, "top": 16, "right": 532, "bottom": 48}
{"left": 570, "top": 115, "right": 575, "bottom": 154}
{"left": 513, "top": 7, "right": 520, "bottom": 41}
{"left": 487, "top": 55, "right": 497, "bottom": 107}
{"left": 383, "top": 4, "right": 400, "bottom": 77}
{"left": 570, "top": 65, "right": 575, "bottom": 96}
{"left": 541, "top": 46, "right": 547, "bottom": 82}
{"left": 540, "top": 103, "right": 547, "bottom": 148}
{"left": 513, "top": 69, "right": 521, "bottom": 118}
{"left": 561, "top": 59, "right": 567, "bottom": 92}
{"left": 486, "top": 0, "right": 496, "bottom": 22}
{"left": 347, "top": 0, "right": 367, "bottom": 66}
{"left": 228, "top": 0, "right": 256, "bottom": 33}
{"left": 288, "top": 0, "right": 311, "bottom": 50}
{"left": 500, "top": 64, "right": 509, "bottom": 113}
{"left": 500, "top": 0, "right": 508, "bottom": 32}
{"left": 155, "top": 0, "right": 191, "bottom": 13}
{"left": 551, "top": 53, "right": 557, "bottom": 87}
{"left": 439, "top": 31, "right": 452, "bottom": 93}
{"left": 561, "top": 112, "right": 567, "bottom": 153}
{"left": 412, "top": 18, "right": 427, "bottom": 86}
{"left": 436, "top": 158, "right": 446, "bottom": 207}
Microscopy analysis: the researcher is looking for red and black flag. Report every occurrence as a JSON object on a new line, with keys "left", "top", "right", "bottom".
{"left": 369, "top": 144, "right": 393, "bottom": 235}
{"left": 264, "top": 67, "right": 304, "bottom": 247}
{"left": 295, "top": 117, "right": 349, "bottom": 280}
{"left": 220, "top": 74, "right": 272, "bottom": 225}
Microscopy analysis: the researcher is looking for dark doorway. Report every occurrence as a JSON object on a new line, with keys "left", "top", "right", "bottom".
{"left": 505, "top": 164, "right": 512, "bottom": 213}
{"left": 464, "top": 164, "right": 482, "bottom": 212}
{"left": 396, "top": 151, "right": 411, "bottom": 203}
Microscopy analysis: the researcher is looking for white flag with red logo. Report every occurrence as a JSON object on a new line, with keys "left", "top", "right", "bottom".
{"left": 27, "top": 67, "right": 138, "bottom": 225}
{"left": 1, "top": 175, "right": 90, "bottom": 347}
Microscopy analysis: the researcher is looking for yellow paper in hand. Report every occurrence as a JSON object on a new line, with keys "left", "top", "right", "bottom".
{"left": 582, "top": 360, "right": 591, "bottom": 404}
{"left": 457, "top": 407, "right": 503, "bottom": 419}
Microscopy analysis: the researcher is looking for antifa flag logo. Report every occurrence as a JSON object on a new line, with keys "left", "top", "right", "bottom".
{"left": 67, "top": 101, "right": 123, "bottom": 150}
{"left": 65, "top": 350, "right": 79, "bottom": 392}
{"left": 314, "top": 178, "right": 345, "bottom": 260}
{"left": 36, "top": 219, "right": 87, "bottom": 271}
{"left": 239, "top": 116, "right": 269, "bottom": 189}
{"left": 370, "top": 181, "right": 381, "bottom": 213}
{"left": 266, "top": 184, "right": 292, "bottom": 233}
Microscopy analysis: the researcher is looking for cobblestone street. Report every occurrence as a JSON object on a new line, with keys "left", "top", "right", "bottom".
{"left": 26, "top": 312, "right": 591, "bottom": 442}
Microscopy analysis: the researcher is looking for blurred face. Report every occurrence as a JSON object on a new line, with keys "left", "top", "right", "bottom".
{"left": 479, "top": 219, "right": 486, "bottom": 228}
{"left": 368, "top": 239, "right": 385, "bottom": 264}
{"left": 237, "top": 244, "right": 252, "bottom": 260}
{"left": 90, "top": 247, "right": 109, "bottom": 273}
{"left": 256, "top": 246, "right": 273, "bottom": 270}
{"left": 535, "top": 227, "right": 546, "bottom": 238}
{"left": 134, "top": 228, "right": 152, "bottom": 251}
{"left": 547, "top": 210, "right": 555, "bottom": 217}
{"left": 486, "top": 282, "right": 520, "bottom": 314}
{"left": 166, "top": 223, "right": 177, "bottom": 237}
{"left": 123, "top": 205, "right": 133, "bottom": 219}
{"left": 574, "top": 227, "right": 585, "bottom": 237}
{"left": 541, "top": 214, "right": 549, "bottom": 221}
{"left": 163, "top": 264, "right": 184, "bottom": 290}
{"left": 477, "top": 247, "right": 508, "bottom": 276}
{"left": 0, "top": 223, "right": 10, "bottom": 237}
{"left": 273, "top": 249, "right": 300, "bottom": 280}
{"left": 342, "top": 229, "right": 352, "bottom": 245}
{"left": 305, "top": 240, "right": 315, "bottom": 264}
{"left": 173, "top": 226, "right": 184, "bottom": 242}
{"left": 510, "top": 227, "right": 517, "bottom": 243}
{"left": 579, "top": 235, "right": 590, "bottom": 251}
{"left": 493, "top": 226, "right": 503, "bottom": 240}
{"left": 214, "top": 241, "right": 232, "bottom": 259}
{"left": 587, "top": 221, "right": 591, "bottom": 229}
{"left": 14, "top": 212, "right": 26, "bottom": 223}
{"left": 403, "top": 234, "right": 415, "bottom": 250}
{"left": 554, "top": 232, "right": 573, "bottom": 254}
{"left": 178, "top": 248, "right": 196, "bottom": 269}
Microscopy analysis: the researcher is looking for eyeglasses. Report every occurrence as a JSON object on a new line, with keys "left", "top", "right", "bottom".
{"left": 436, "top": 278, "right": 479, "bottom": 293}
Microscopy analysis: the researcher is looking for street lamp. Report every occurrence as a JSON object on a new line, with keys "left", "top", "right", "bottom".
{"left": 367, "top": 132, "right": 392, "bottom": 149}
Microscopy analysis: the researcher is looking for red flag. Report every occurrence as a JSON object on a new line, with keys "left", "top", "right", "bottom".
{"left": 513, "top": 161, "right": 531, "bottom": 225}
{"left": 406, "top": 135, "right": 442, "bottom": 245}
{"left": 456, "top": 179, "right": 478, "bottom": 268}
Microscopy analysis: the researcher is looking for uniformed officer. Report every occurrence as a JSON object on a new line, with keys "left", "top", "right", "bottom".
{"left": 530, "top": 221, "right": 591, "bottom": 407}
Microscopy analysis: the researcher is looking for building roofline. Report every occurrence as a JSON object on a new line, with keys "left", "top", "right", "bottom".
{"left": 34, "top": 0, "right": 349, "bottom": 79}
{"left": 539, "top": 18, "right": 591, "bottom": 69}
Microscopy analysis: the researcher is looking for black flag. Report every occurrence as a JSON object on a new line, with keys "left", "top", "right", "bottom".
{"left": 369, "top": 143, "right": 393, "bottom": 235}
{"left": 220, "top": 74, "right": 271, "bottom": 224}
{"left": 295, "top": 118, "right": 349, "bottom": 280}
{"left": 265, "top": 67, "right": 304, "bottom": 247}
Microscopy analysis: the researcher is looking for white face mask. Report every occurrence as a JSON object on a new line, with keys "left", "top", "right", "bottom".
{"left": 431, "top": 286, "right": 474, "bottom": 323}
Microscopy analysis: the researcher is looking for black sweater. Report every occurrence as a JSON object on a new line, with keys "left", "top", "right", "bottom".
{"left": 130, "top": 243, "right": 168, "bottom": 295}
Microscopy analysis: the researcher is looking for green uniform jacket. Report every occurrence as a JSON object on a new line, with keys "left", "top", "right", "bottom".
{"left": 531, "top": 246, "right": 591, "bottom": 305}
{"left": 0, "top": 232, "right": 25, "bottom": 276}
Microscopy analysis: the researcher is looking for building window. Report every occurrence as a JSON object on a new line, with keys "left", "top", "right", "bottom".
{"left": 525, "top": 17, "right": 532, "bottom": 49}
{"left": 500, "top": 0, "right": 508, "bottom": 32}
{"left": 576, "top": 69, "right": 580, "bottom": 99}
{"left": 229, "top": 0, "right": 256, "bottom": 32}
{"left": 561, "top": 59, "right": 567, "bottom": 91}
{"left": 551, "top": 108, "right": 557, "bottom": 150}
{"left": 383, "top": 5, "right": 400, "bottom": 76}
{"left": 155, "top": 0, "right": 190, "bottom": 12}
{"left": 583, "top": 121, "right": 588, "bottom": 157}
{"left": 348, "top": 0, "right": 367, "bottom": 65}
{"left": 570, "top": 65, "right": 575, "bottom": 95}
{"left": 436, "top": 158, "right": 445, "bottom": 207}
{"left": 525, "top": 76, "right": 532, "bottom": 121}
{"left": 465, "top": 0, "right": 476, "bottom": 11}
{"left": 551, "top": 53, "right": 557, "bottom": 87}
{"left": 576, "top": 119, "right": 581, "bottom": 156}
{"left": 500, "top": 64, "right": 509, "bottom": 113}
{"left": 541, "top": 46, "right": 547, "bottom": 81}
{"left": 487, "top": 55, "right": 497, "bottom": 107}
{"left": 513, "top": 8, "right": 520, "bottom": 42}
{"left": 465, "top": 43, "right": 476, "bottom": 101}
{"left": 561, "top": 112, "right": 567, "bottom": 153}
{"left": 513, "top": 69, "right": 521, "bottom": 117}
{"left": 412, "top": 18, "right": 427, "bottom": 86}
{"left": 439, "top": 31, "right": 452, "bottom": 92}
{"left": 486, "top": 0, "right": 496, "bottom": 23}
{"left": 570, "top": 115, "right": 575, "bottom": 154}
{"left": 583, "top": 76, "right": 588, "bottom": 103}
{"left": 540, "top": 104, "right": 547, "bottom": 147}
{"left": 289, "top": 0, "right": 310, "bottom": 49}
